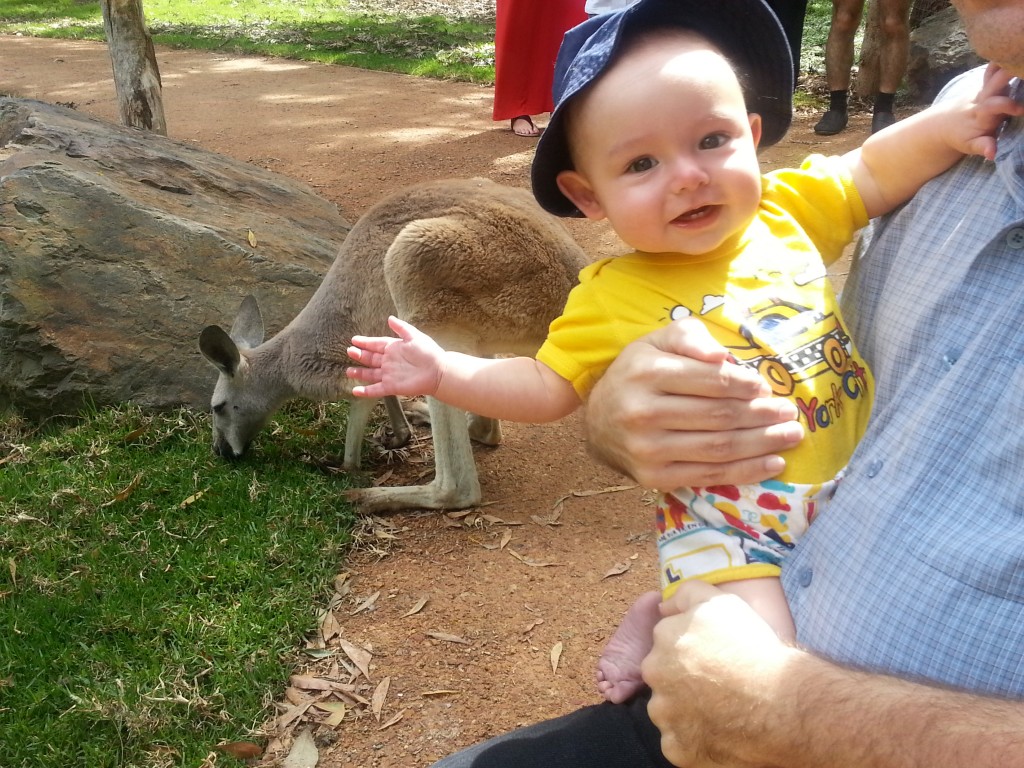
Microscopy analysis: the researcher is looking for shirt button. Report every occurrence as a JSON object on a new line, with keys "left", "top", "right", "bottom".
{"left": 1007, "top": 228, "right": 1024, "bottom": 249}
{"left": 866, "top": 459, "right": 884, "bottom": 477}
{"left": 798, "top": 567, "right": 813, "bottom": 587}
{"left": 942, "top": 351, "right": 959, "bottom": 368}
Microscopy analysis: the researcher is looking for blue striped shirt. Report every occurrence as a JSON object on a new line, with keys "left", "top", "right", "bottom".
{"left": 782, "top": 67, "right": 1024, "bottom": 698}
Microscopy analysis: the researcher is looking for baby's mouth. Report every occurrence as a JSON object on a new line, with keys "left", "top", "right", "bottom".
{"left": 674, "top": 205, "right": 714, "bottom": 224}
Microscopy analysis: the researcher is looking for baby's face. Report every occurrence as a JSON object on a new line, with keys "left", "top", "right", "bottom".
{"left": 557, "top": 33, "right": 763, "bottom": 256}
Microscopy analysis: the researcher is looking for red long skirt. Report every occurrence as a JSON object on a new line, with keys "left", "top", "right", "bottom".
{"left": 492, "top": 0, "right": 589, "bottom": 122}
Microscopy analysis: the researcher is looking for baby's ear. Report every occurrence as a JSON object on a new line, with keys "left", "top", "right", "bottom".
{"left": 748, "top": 113, "right": 763, "bottom": 149}
{"left": 556, "top": 170, "right": 606, "bottom": 220}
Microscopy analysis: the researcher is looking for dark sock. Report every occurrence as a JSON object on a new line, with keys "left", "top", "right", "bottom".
{"left": 874, "top": 92, "right": 896, "bottom": 113}
{"left": 829, "top": 90, "right": 848, "bottom": 113}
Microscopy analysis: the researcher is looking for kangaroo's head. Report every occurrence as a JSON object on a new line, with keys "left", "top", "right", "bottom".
{"left": 199, "top": 295, "right": 272, "bottom": 459}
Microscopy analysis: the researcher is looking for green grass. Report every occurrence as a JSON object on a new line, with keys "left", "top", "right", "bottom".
{"left": 0, "top": 402, "right": 366, "bottom": 767}
{"left": 0, "top": 0, "right": 497, "bottom": 83}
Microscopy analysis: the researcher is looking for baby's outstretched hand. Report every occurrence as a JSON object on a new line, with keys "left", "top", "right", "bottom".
{"left": 346, "top": 316, "right": 445, "bottom": 399}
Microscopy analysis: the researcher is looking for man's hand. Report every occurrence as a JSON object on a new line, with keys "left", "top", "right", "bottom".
{"left": 641, "top": 582, "right": 798, "bottom": 768}
{"left": 584, "top": 318, "right": 803, "bottom": 490}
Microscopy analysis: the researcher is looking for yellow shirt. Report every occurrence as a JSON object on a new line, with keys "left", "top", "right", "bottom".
{"left": 537, "top": 154, "right": 874, "bottom": 484}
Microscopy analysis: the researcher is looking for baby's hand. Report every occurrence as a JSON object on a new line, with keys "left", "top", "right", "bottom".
{"left": 957, "top": 64, "right": 1024, "bottom": 161}
{"left": 346, "top": 316, "right": 445, "bottom": 399}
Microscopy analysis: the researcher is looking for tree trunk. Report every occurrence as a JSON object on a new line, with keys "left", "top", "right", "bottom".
{"left": 100, "top": 0, "right": 167, "bottom": 135}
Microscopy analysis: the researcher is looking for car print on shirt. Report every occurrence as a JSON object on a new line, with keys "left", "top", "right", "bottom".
{"left": 726, "top": 299, "right": 854, "bottom": 397}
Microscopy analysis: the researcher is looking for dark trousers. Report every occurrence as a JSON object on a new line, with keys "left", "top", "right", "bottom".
{"left": 430, "top": 693, "right": 675, "bottom": 768}
{"left": 766, "top": 0, "right": 809, "bottom": 82}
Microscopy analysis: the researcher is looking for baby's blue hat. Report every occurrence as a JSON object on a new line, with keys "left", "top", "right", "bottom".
{"left": 532, "top": 0, "right": 794, "bottom": 217}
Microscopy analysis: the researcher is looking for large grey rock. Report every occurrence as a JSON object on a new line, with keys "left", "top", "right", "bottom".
{"left": 0, "top": 98, "right": 349, "bottom": 418}
{"left": 906, "top": 6, "right": 985, "bottom": 104}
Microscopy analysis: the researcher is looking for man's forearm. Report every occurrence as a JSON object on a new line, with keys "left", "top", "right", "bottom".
{"left": 761, "top": 650, "right": 1024, "bottom": 767}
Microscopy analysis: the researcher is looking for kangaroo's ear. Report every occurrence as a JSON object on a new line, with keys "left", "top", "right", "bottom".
{"left": 230, "top": 295, "right": 265, "bottom": 349}
{"left": 199, "top": 325, "right": 241, "bottom": 376}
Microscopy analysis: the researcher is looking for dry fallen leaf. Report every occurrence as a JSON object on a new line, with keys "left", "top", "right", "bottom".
{"left": 507, "top": 549, "right": 562, "bottom": 568}
{"left": 551, "top": 641, "right": 563, "bottom": 673}
{"left": 119, "top": 425, "right": 150, "bottom": 443}
{"left": 422, "top": 689, "right": 460, "bottom": 697}
{"left": 371, "top": 468, "right": 395, "bottom": 486}
{"left": 602, "top": 561, "right": 632, "bottom": 579}
{"left": 350, "top": 590, "right": 381, "bottom": 615}
{"left": 318, "top": 609, "right": 342, "bottom": 643}
{"left": 522, "top": 618, "right": 544, "bottom": 634}
{"left": 371, "top": 676, "right": 391, "bottom": 721}
{"left": 425, "top": 630, "right": 471, "bottom": 645}
{"left": 333, "top": 572, "right": 351, "bottom": 596}
{"left": 290, "top": 675, "right": 357, "bottom": 693}
{"left": 499, "top": 529, "right": 513, "bottom": 550}
{"left": 402, "top": 596, "right": 429, "bottom": 617}
{"left": 276, "top": 694, "right": 323, "bottom": 729}
{"left": 215, "top": 742, "right": 263, "bottom": 760}
{"left": 179, "top": 488, "right": 208, "bottom": 508}
{"left": 282, "top": 727, "right": 318, "bottom": 768}
{"left": 338, "top": 638, "right": 373, "bottom": 680}
{"left": 247, "top": 229, "right": 258, "bottom": 248}
{"left": 316, "top": 701, "right": 347, "bottom": 728}
{"left": 379, "top": 710, "right": 405, "bottom": 730}
{"left": 553, "top": 484, "right": 637, "bottom": 507}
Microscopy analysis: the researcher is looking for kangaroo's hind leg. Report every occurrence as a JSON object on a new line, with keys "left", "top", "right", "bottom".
{"left": 345, "top": 396, "right": 482, "bottom": 513}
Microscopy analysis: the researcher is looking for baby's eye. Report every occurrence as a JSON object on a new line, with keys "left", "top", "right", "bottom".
{"left": 699, "top": 133, "right": 729, "bottom": 150}
{"left": 627, "top": 156, "right": 657, "bottom": 174}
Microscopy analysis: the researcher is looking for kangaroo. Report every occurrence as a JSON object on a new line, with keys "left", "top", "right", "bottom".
{"left": 199, "top": 177, "right": 589, "bottom": 513}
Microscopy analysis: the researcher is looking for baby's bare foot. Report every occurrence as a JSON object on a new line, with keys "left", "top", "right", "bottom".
{"left": 596, "top": 590, "right": 662, "bottom": 704}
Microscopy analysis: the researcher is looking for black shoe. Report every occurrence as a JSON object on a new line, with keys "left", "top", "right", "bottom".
{"left": 871, "top": 111, "right": 896, "bottom": 134}
{"left": 814, "top": 109, "right": 848, "bottom": 135}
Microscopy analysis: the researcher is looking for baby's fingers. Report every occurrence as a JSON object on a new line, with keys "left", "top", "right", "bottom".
{"left": 345, "top": 363, "right": 383, "bottom": 383}
{"left": 965, "top": 134, "right": 998, "bottom": 162}
{"left": 980, "top": 63, "right": 1014, "bottom": 97}
{"left": 349, "top": 335, "right": 396, "bottom": 354}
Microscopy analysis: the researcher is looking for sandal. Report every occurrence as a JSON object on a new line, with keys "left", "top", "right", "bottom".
{"left": 511, "top": 115, "right": 542, "bottom": 137}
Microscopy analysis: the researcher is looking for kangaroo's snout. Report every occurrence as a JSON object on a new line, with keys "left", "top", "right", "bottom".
{"left": 212, "top": 434, "right": 245, "bottom": 460}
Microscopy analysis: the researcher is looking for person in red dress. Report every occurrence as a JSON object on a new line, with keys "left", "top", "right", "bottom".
{"left": 493, "top": 0, "right": 589, "bottom": 136}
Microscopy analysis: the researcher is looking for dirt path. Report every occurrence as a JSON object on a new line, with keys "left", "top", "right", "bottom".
{"left": 2, "top": 36, "right": 870, "bottom": 767}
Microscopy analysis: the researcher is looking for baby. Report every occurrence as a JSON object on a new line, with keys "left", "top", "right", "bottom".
{"left": 347, "top": 0, "right": 1020, "bottom": 703}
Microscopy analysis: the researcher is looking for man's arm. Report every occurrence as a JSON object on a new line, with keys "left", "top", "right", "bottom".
{"left": 848, "top": 64, "right": 1022, "bottom": 218}
{"left": 584, "top": 318, "right": 803, "bottom": 489}
{"left": 642, "top": 582, "right": 1024, "bottom": 768}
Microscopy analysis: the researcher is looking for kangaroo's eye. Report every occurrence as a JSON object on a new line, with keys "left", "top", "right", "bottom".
{"left": 213, "top": 403, "right": 226, "bottom": 415}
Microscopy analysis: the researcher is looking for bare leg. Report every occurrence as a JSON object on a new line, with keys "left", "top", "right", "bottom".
{"left": 719, "top": 576, "right": 796, "bottom": 643}
{"left": 877, "top": 0, "right": 912, "bottom": 94}
{"left": 823, "top": 0, "right": 865, "bottom": 91}
{"left": 596, "top": 590, "right": 662, "bottom": 704}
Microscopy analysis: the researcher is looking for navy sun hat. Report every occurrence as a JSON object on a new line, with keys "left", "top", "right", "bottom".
{"left": 531, "top": 0, "right": 794, "bottom": 218}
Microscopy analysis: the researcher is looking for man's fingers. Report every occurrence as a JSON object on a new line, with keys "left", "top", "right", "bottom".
{"left": 648, "top": 355, "right": 772, "bottom": 400}
{"left": 646, "top": 393, "right": 799, "bottom": 432}
{"left": 646, "top": 317, "right": 732, "bottom": 363}
{"left": 614, "top": 419, "right": 803, "bottom": 489}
